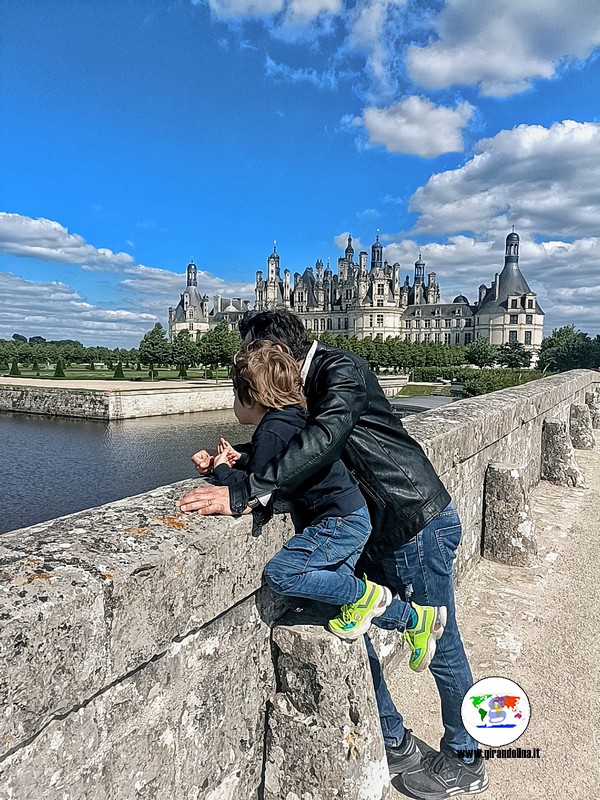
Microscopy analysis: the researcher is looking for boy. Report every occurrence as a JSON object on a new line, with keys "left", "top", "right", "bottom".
{"left": 191, "top": 341, "right": 446, "bottom": 663}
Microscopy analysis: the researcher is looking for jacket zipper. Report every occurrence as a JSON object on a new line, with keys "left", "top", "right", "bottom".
{"left": 351, "top": 470, "right": 386, "bottom": 509}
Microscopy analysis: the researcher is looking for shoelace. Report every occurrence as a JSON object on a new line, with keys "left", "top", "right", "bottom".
{"left": 422, "top": 751, "right": 456, "bottom": 781}
{"left": 338, "top": 603, "right": 354, "bottom": 626}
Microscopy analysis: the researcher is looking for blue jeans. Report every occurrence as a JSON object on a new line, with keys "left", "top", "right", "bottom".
{"left": 264, "top": 505, "right": 371, "bottom": 605}
{"left": 365, "top": 502, "right": 478, "bottom": 754}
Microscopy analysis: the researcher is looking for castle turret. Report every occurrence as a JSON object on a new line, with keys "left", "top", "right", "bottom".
{"left": 371, "top": 234, "right": 383, "bottom": 272}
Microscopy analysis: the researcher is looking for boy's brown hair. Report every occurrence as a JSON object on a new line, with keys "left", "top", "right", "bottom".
{"left": 232, "top": 340, "right": 306, "bottom": 410}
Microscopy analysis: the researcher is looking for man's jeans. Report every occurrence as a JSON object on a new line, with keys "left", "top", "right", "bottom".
{"left": 264, "top": 505, "right": 370, "bottom": 605}
{"left": 366, "top": 502, "right": 479, "bottom": 754}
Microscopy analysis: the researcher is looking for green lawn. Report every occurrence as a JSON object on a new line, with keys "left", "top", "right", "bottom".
{"left": 397, "top": 383, "right": 452, "bottom": 396}
{"left": 1, "top": 366, "right": 232, "bottom": 382}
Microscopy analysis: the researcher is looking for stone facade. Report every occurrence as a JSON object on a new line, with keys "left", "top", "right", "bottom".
{"left": 255, "top": 230, "right": 544, "bottom": 359}
{"left": 168, "top": 261, "right": 250, "bottom": 342}
{"left": 1, "top": 370, "right": 597, "bottom": 798}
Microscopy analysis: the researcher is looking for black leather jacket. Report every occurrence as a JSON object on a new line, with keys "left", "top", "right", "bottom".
{"left": 237, "top": 343, "right": 451, "bottom": 552}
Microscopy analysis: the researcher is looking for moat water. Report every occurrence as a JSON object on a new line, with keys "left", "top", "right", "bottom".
{"left": 0, "top": 410, "right": 244, "bottom": 535}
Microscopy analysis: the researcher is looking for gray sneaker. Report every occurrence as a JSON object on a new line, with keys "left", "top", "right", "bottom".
{"left": 386, "top": 730, "right": 422, "bottom": 775}
{"left": 395, "top": 748, "right": 488, "bottom": 798}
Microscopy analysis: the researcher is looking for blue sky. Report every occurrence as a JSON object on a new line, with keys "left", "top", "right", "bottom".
{"left": 1, "top": 0, "right": 599, "bottom": 347}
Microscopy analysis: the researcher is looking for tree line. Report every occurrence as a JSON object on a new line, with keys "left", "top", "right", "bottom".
{"left": 3, "top": 323, "right": 598, "bottom": 380}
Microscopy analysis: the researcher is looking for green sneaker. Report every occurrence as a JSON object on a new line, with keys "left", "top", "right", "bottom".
{"left": 328, "top": 577, "right": 392, "bottom": 641}
{"left": 403, "top": 603, "right": 447, "bottom": 672}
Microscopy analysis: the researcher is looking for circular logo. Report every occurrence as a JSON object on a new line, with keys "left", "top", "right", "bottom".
{"left": 461, "top": 677, "right": 531, "bottom": 747}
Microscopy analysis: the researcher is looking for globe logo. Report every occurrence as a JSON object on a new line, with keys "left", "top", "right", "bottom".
{"left": 461, "top": 677, "right": 531, "bottom": 746}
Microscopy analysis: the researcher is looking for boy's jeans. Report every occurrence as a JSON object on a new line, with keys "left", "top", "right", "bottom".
{"left": 366, "top": 502, "right": 479, "bottom": 754}
{"left": 263, "top": 505, "right": 370, "bottom": 605}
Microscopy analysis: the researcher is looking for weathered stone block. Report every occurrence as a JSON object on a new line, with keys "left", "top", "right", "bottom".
{"left": 0, "top": 592, "right": 276, "bottom": 800}
{"left": 541, "top": 420, "right": 585, "bottom": 487}
{"left": 585, "top": 390, "right": 600, "bottom": 429}
{"left": 483, "top": 463, "right": 537, "bottom": 566}
{"left": 570, "top": 403, "right": 595, "bottom": 449}
{"left": 264, "top": 614, "right": 393, "bottom": 800}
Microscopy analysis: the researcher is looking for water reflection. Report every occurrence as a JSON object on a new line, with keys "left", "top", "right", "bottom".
{"left": 0, "top": 410, "right": 244, "bottom": 534}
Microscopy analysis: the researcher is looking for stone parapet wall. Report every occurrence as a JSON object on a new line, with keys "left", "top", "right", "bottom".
{"left": 0, "top": 370, "right": 598, "bottom": 798}
{"left": 0, "top": 377, "right": 409, "bottom": 419}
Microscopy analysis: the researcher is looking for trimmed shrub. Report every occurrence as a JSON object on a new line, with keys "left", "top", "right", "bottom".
{"left": 9, "top": 358, "right": 21, "bottom": 377}
{"left": 53, "top": 359, "right": 66, "bottom": 378}
{"left": 112, "top": 361, "right": 126, "bottom": 380}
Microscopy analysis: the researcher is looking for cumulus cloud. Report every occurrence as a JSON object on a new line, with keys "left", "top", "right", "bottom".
{"left": 120, "top": 265, "right": 255, "bottom": 301}
{"left": 0, "top": 213, "right": 135, "bottom": 271}
{"left": 409, "top": 120, "right": 600, "bottom": 237}
{"left": 407, "top": 0, "right": 600, "bottom": 97}
{"left": 0, "top": 272, "right": 159, "bottom": 347}
{"left": 356, "top": 96, "right": 475, "bottom": 157}
{"left": 378, "top": 234, "right": 600, "bottom": 335}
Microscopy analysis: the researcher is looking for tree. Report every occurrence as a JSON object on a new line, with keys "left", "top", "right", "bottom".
{"left": 537, "top": 325, "right": 594, "bottom": 372}
{"left": 12, "top": 334, "right": 27, "bottom": 343}
{"left": 171, "top": 330, "right": 197, "bottom": 378}
{"left": 9, "top": 358, "right": 21, "bottom": 376}
{"left": 197, "top": 323, "right": 240, "bottom": 379}
{"left": 139, "top": 323, "right": 171, "bottom": 379}
{"left": 112, "top": 361, "right": 126, "bottom": 380}
{"left": 497, "top": 341, "right": 532, "bottom": 369}
{"left": 53, "top": 358, "right": 66, "bottom": 378}
{"left": 464, "top": 337, "right": 499, "bottom": 368}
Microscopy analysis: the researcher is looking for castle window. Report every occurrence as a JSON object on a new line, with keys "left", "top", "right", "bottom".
{"left": 444, "top": 332, "right": 451, "bottom": 345}
{"left": 424, "top": 319, "right": 431, "bottom": 328}
{"left": 327, "top": 318, "right": 332, "bottom": 330}
{"left": 455, "top": 333, "right": 460, "bottom": 345}
{"left": 434, "top": 319, "right": 440, "bottom": 328}
{"left": 415, "top": 308, "right": 421, "bottom": 316}
{"left": 405, "top": 320, "right": 411, "bottom": 329}
{"left": 511, "top": 299, "right": 518, "bottom": 309}
{"left": 465, "top": 333, "right": 472, "bottom": 344}
{"left": 434, "top": 333, "right": 441, "bottom": 344}
{"left": 424, "top": 333, "right": 431, "bottom": 343}
{"left": 320, "top": 319, "right": 325, "bottom": 330}
{"left": 377, "top": 299, "right": 384, "bottom": 307}
{"left": 188, "top": 309, "right": 194, "bottom": 319}
{"left": 444, "top": 319, "right": 451, "bottom": 328}
{"left": 345, "top": 318, "right": 349, "bottom": 329}
{"left": 314, "top": 320, "right": 319, "bottom": 331}
{"left": 465, "top": 319, "right": 472, "bottom": 327}
{"left": 510, "top": 314, "right": 518, "bottom": 324}
{"left": 406, "top": 333, "right": 412, "bottom": 343}
{"left": 338, "top": 318, "right": 342, "bottom": 329}
{"left": 189, "top": 323, "right": 194, "bottom": 330}
{"left": 525, "top": 331, "right": 532, "bottom": 345}
{"left": 376, "top": 315, "right": 384, "bottom": 326}
{"left": 369, "top": 315, "right": 373, "bottom": 327}
{"left": 377, "top": 283, "right": 384, "bottom": 295}
{"left": 375, "top": 333, "right": 383, "bottom": 341}
{"left": 509, "top": 330, "right": 518, "bottom": 343}
{"left": 526, "top": 314, "right": 533, "bottom": 325}
{"left": 528, "top": 299, "right": 534, "bottom": 309}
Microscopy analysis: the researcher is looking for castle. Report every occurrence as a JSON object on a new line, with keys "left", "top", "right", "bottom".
{"left": 169, "top": 230, "right": 544, "bottom": 356}
{"left": 254, "top": 229, "right": 544, "bottom": 354}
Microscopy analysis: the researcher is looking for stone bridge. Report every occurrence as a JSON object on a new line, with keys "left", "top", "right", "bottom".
{"left": 0, "top": 370, "right": 598, "bottom": 799}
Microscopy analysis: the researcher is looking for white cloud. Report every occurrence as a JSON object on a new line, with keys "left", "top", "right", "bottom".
{"left": 0, "top": 272, "right": 159, "bottom": 347}
{"left": 407, "top": 0, "right": 600, "bottom": 97}
{"left": 207, "top": 0, "right": 284, "bottom": 18}
{"left": 379, "top": 233, "right": 600, "bottom": 335}
{"left": 0, "top": 213, "right": 135, "bottom": 272}
{"left": 356, "top": 96, "right": 475, "bottom": 157}
{"left": 334, "top": 232, "right": 366, "bottom": 253}
{"left": 409, "top": 120, "right": 600, "bottom": 237}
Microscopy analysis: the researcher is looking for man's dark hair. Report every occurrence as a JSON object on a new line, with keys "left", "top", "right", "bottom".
{"left": 238, "top": 309, "right": 311, "bottom": 361}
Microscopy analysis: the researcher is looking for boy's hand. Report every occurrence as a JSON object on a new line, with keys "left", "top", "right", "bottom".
{"left": 215, "top": 438, "right": 241, "bottom": 468}
{"left": 191, "top": 449, "right": 215, "bottom": 475}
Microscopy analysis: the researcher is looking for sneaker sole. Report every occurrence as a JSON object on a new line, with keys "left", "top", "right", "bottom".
{"left": 396, "top": 770, "right": 489, "bottom": 799}
{"left": 410, "top": 606, "right": 447, "bottom": 673}
{"left": 328, "top": 586, "right": 392, "bottom": 641}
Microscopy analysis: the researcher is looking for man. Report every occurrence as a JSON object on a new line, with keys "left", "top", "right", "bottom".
{"left": 178, "top": 310, "right": 487, "bottom": 799}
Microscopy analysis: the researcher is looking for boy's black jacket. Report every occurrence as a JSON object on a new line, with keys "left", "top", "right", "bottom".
{"left": 241, "top": 343, "right": 451, "bottom": 553}
{"left": 213, "top": 404, "right": 365, "bottom": 529}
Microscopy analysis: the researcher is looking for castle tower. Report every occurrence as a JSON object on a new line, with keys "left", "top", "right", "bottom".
{"left": 371, "top": 234, "right": 383, "bottom": 272}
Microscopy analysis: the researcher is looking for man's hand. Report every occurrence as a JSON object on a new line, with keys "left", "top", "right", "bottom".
{"left": 176, "top": 485, "right": 250, "bottom": 516}
{"left": 191, "top": 449, "right": 215, "bottom": 476}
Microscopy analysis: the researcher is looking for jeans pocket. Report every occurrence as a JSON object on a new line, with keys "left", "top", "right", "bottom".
{"left": 433, "top": 524, "right": 461, "bottom": 573}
